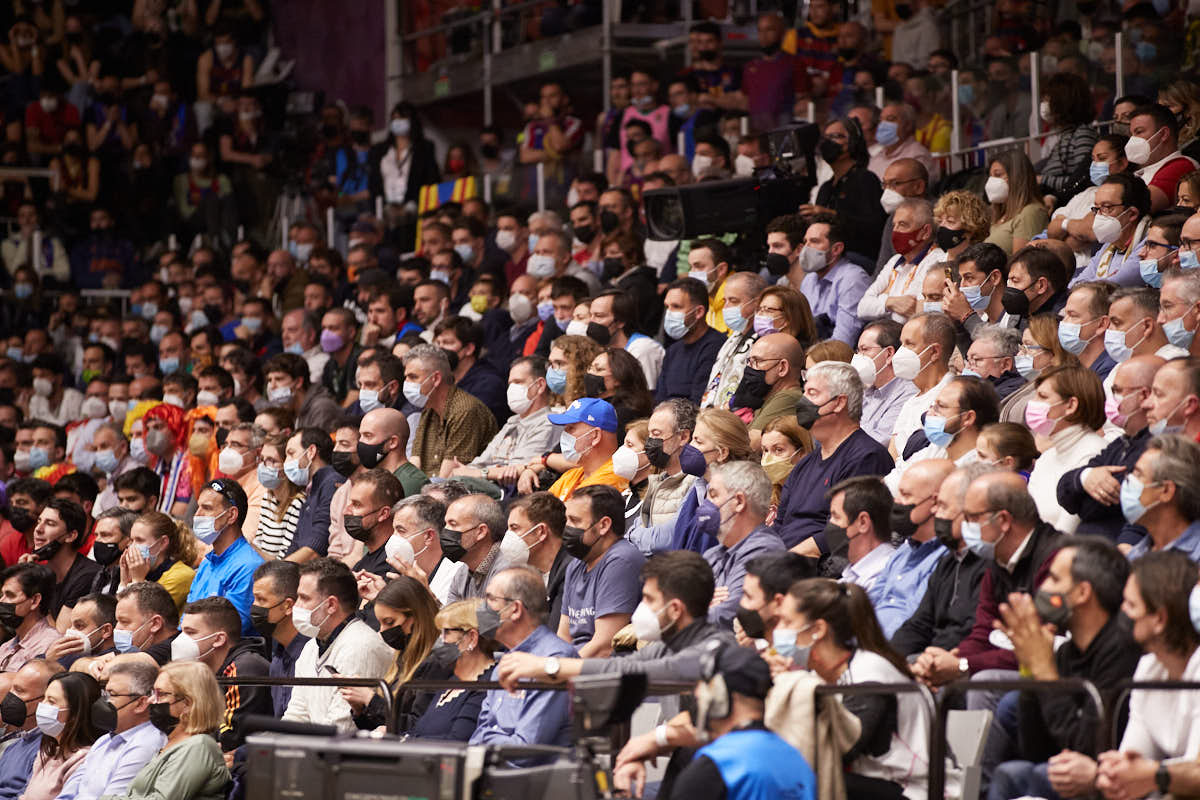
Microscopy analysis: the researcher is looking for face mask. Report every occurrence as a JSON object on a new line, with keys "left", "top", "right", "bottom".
{"left": 34, "top": 537, "right": 63, "bottom": 561}
{"left": 691, "top": 154, "right": 713, "bottom": 178}
{"left": 149, "top": 702, "right": 179, "bottom": 735}
{"left": 562, "top": 523, "right": 596, "bottom": 560}
{"left": 527, "top": 254, "right": 557, "bottom": 279}
{"left": 600, "top": 210, "right": 620, "bottom": 234}
{"left": 1002, "top": 286, "right": 1032, "bottom": 318}
{"left": 403, "top": 376, "right": 431, "bottom": 408}
{"left": 631, "top": 601, "right": 675, "bottom": 643}
{"left": 611, "top": 445, "right": 641, "bottom": 481}
{"left": 643, "top": 436, "right": 674, "bottom": 469}
{"left": 560, "top": 428, "right": 595, "bottom": 463}
{"left": 664, "top": 309, "right": 695, "bottom": 340}
{"left": 731, "top": 366, "right": 772, "bottom": 411}
{"left": 284, "top": 456, "right": 310, "bottom": 486}
{"left": 695, "top": 495, "right": 735, "bottom": 542}
{"left": 880, "top": 188, "right": 904, "bottom": 214}
{"left": 0, "top": 693, "right": 29, "bottom": 727}
{"left": 64, "top": 625, "right": 100, "bottom": 656}
{"left": 91, "top": 446, "right": 120, "bottom": 474}
{"left": 933, "top": 517, "right": 957, "bottom": 549}
{"left": 773, "top": 626, "right": 812, "bottom": 668}
{"left": 923, "top": 412, "right": 960, "bottom": 448}
{"left": 545, "top": 366, "right": 567, "bottom": 395}
{"left": 509, "top": 293, "right": 534, "bottom": 324}
{"left": 1121, "top": 474, "right": 1160, "bottom": 523}
{"left": 924, "top": 301, "right": 943, "bottom": 314}
{"left": 566, "top": 319, "right": 590, "bottom": 337}
{"left": 268, "top": 384, "right": 293, "bottom": 405}
{"left": 0, "top": 600, "right": 25, "bottom": 630}
{"left": 722, "top": 303, "right": 749, "bottom": 333}
{"left": 1164, "top": 312, "right": 1197, "bottom": 349}
{"left": 1182, "top": 250, "right": 1200, "bottom": 271}
{"left": 734, "top": 153, "right": 756, "bottom": 177}
{"left": 1189, "top": 584, "right": 1200, "bottom": 635}
{"left": 92, "top": 540, "right": 122, "bottom": 567}
{"left": 935, "top": 226, "right": 967, "bottom": 252}
{"left": 892, "top": 225, "right": 928, "bottom": 257}
{"left": 891, "top": 345, "right": 927, "bottom": 381}
{"left": 429, "top": 269, "right": 452, "bottom": 285}
{"left": 1092, "top": 210, "right": 1127, "bottom": 244}
{"left": 292, "top": 599, "right": 330, "bottom": 638}
{"left": 385, "top": 532, "right": 420, "bottom": 565}
{"left": 688, "top": 268, "right": 712, "bottom": 288}
{"left": 1034, "top": 588, "right": 1073, "bottom": 629}
{"left": 985, "top": 176, "right": 1009, "bottom": 204}
{"left": 1058, "top": 320, "right": 1099, "bottom": 355}
{"left": 876, "top": 120, "right": 900, "bottom": 146}
{"left": 251, "top": 462, "right": 281, "bottom": 490}
{"left": 753, "top": 313, "right": 777, "bottom": 337}
{"left": 189, "top": 157, "right": 207, "bottom": 173}
{"left": 320, "top": 329, "right": 345, "bottom": 354}
{"left": 1089, "top": 161, "right": 1110, "bottom": 186}
{"left": 1125, "top": 132, "right": 1158, "bottom": 164}
{"left": 1105, "top": 392, "right": 1136, "bottom": 427}
{"left": 454, "top": 243, "right": 476, "bottom": 264}
{"left": 344, "top": 509, "right": 381, "bottom": 542}
{"left": 217, "top": 447, "right": 244, "bottom": 475}
{"left": 113, "top": 618, "right": 151, "bottom": 653}
{"left": 192, "top": 508, "right": 228, "bottom": 545}
{"left": 250, "top": 603, "right": 280, "bottom": 639}
{"left": 1140, "top": 257, "right": 1167, "bottom": 288}
{"left": 35, "top": 702, "right": 64, "bottom": 738}
{"left": 440, "top": 528, "right": 469, "bottom": 562}
{"left": 815, "top": 137, "right": 844, "bottom": 165}
{"left": 960, "top": 518, "right": 995, "bottom": 560}
{"left": 27, "top": 447, "right": 50, "bottom": 472}
{"left": 794, "top": 395, "right": 832, "bottom": 429}
{"left": 32, "top": 377, "right": 52, "bottom": 398}
{"left": 390, "top": 118, "right": 411, "bottom": 137}
{"left": 851, "top": 351, "right": 880, "bottom": 385}
{"left": 1024, "top": 399, "right": 1063, "bottom": 436}
{"left": 381, "top": 625, "right": 411, "bottom": 651}
{"left": 171, "top": 630, "right": 220, "bottom": 662}
{"left": 798, "top": 245, "right": 828, "bottom": 274}
{"left": 735, "top": 605, "right": 767, "bottom": 640}
{"left": 494, "top": 229, "right": 517, "bottom": 253}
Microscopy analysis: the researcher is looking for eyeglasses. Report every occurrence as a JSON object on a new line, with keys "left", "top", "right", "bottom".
{"left": 1018, "top": 344, "right": 1045, "bottom": 356}
{"left": 1181, "top": 237, "right": 1200, "bottom": 251}
{"left": 484, "top": 593, "right": 516, "bottom": 605}
{"left": 102, "top": 691, "right": 145, "bottom": 702}
{"left": 965, "top": 354, "right": 1002, "bottom": 368}
{"left": 746, "top": 356, "right": 783, "bottom": 370}
{"left": 1090, "top": 203, "right": 1126, "bottom": 215}
{"left": 881, "top": 177, "right": 920, "bottom": 191}
{"left": 150, "top": 689, "right": 181, "bottom": 703}
{"left": 1143, "top": 240, "right": 1177, "bottom": 252}
{"left": 757, "top": 305, "right": 785, "bottom": 318}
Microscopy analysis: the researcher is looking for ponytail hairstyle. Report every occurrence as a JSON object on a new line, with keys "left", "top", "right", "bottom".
{"left": 135, "top": 510, "right": 201, "bottom": 567}
{"left": 788, "top": 578, "right": 912, "bottom": 678}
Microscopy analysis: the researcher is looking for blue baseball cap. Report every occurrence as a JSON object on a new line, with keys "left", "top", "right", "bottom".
{"left": 547, "top": 398, "right": 618, "bottom": 433}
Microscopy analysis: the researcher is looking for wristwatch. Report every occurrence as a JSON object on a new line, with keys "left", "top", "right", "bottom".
{"left": 1156, "top": 763, "right": 1171, "bottom": 795}
{"left": 958, "top": 657, "right": 969, "bottom": 675}
{"left": 544, "top": 656, "right": 560, "bottom": 678}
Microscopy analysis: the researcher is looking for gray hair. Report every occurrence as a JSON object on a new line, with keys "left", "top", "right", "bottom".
{"left": 95, "top": 506, "right": 138, "bottom": 537}
{"left": 897, "top": 197, "right": 933, "bottom": 226}
{"left": 710, "top": 461, "right": 772, "bottom": 517}
{"left": 232, "top": 422, "right": 264, "bottom": 451}
{"left": 725, "top": 270, "right": 767, "bottom": 298}
{"left": 108, "top": 658, "right": 159, "bottom": 697}
{"left": 527, "top": 210, "right": 562, "bottom": 231}
{"left": 463, "top": 493, "right": 506, "bottom": 543}
{"left": 538, "top": 229, "right": 571, "bottom": 260}
{"left": 982, "top": 474, "right": 1040, "bottom": 524}
{"left": 496, "top": 565, "right": 549, "bottom": 622}
{"left": 1110, "top": 286, "right": 1159, "bottom": 317}
{"left": 954, "top": 462, "right": 1001, "bottom": 506}
{"left": 1146, "top": 434, "right": 1200, "bottom": 520}
{"left": 95, "top": 421, "right": 128, "bottom": 443}
{"left": 395, "top": 494, "right": 446, "bottom": 534}
{"left": 973, "top": 325, "right": 1021, "bottom": 358}
{"left": 884, "top": 101, "right": 917, "bottom": 128}
{"left": 653, "top": 398, "right": 698, "bottom": 434}
{"left": 807, "top": 361, "right": 864, "bottom": 421}
{"left": 404, "top": 343, "right": 452, "bottom": 382}
{"left": 1165, "top": 268, "right": 1200, "bottom": 304}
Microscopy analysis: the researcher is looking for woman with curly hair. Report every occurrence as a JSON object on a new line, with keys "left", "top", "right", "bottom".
{"left": 932, "top": 189, "right": 991, "bottom": 261}
{"left": 547, "top": 334, "right": 602, "bottom": 407}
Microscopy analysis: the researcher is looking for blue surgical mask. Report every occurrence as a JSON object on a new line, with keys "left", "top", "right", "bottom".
{"left": 285, "top": 342, "right": 305, "bottom": 355}
{"left": 1120, "top": 474, "right": 1160, "bottom": 523}
{"left": 284, "top": 457, "right": 310, "bottom": 487}
{"left": 192, "top": 509, "right": 227, "bottom": 544}
{"left": 722, "top": 304, "right": 748, "bottom": 333}
{"left": 559, "top": 428, "right": 593, "bottom": 463}
{"left": 454, "top": 243, "right": 475, "bottom": 263}
{"left": 1057, "top": 321, "right": 1091, "bottom": 355}
{"left": 402, "top": 378, "right": 429, "bottom": 408}
{"left": 537, "top": 300, "right": 555, "bottom": 322}
{"left": 1164, "top": 313, "right": 1196, "bottom": 349}
{"left": 1149, "top": 396, "right": 1187, "bottom": 436}
{"left": 1104, "top": 324, "right": 1144, "bottom": 363}
{"left": 546, "top": 366, "right": 567, "bottom": 395}
{"left": 13, "top": 283, "right": 33, "bottom": 300}
{"left": 960, "top": 368, "right": 981, "bottom": 378}
{"left": 672, "top": 103, "right": 691, "bottom": 118}
{"left": 957, "top": 84, "right": 975, "bottom": 106}
{"left": 961, "top": 281, "right": 991, "bottom": 310}
{"left": 5, "top": 347, "right": 22, "bottom": 361}
{"left": 961, "top": 518, "right": 995, "bottom": 560}
{"left": 27, "top": 447, "right": 49, "bottom": 472}
{"left": 1140, "top": 257, "right": 1165, "bottom": 288}
{"left": 242, "top": 317, "right": 262, "bottom": 333}
{"left": 923, "top": 413, "right": 960, "bottom": 448}
{"left": 1089, "top": 161, "right": 1109, "bottom": 186}
{"left": 663, "top": 309, "right": 692, "bottom": 340}
{"left": 257, "top": 464, "right": 282, "bottom": 489}
{"left": 359, "top": 388, "right": 382, "bottom": 412}
{"left": 876, "top": 120, "right": 900, "bottom": 146}
{"left": 1182, "top": 250, "right": 1200, "bottom": 270}
{"left": 94, "top": 448, "right": 119, "bottom": 474}
{"left": 159, "top": 356, "right": 179, "bottom": 375}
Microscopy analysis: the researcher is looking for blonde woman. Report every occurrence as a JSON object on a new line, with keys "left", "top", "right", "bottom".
{"left": 984, "top": 150, "right": 1048, "bottom": 254}
{"left": 410, "top": 600, "right": 498, "bottom": 741}
{"left": 932, "top": 189, "right": 991, "bottom": 261}
{"left": 253, "top": 433, "right": 306, "bottom": 559}
{"left": 1159, "top": 80, "right": 1200, "bottom": 157}
{"left": 106, "top": 661, "right": 230, "bottom": 800}
{"left": 121, "top": 512, "right": 198, "bottom": 611}
{"left": 1000, "top": 313, "right": 1080, "bottom": 426}
{"left": 669, "top": 409, "right": 755, "bottom": 553}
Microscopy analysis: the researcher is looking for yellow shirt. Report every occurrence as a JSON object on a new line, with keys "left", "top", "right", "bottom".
{"left": 548, "top": 458, "right": 629, "bottom": 501}
{"left": 916, "top": 114, "right": 952, "bottom": 155}
{"left": 705, "top": 277, "right": 730, "bottom": 334}
{"left": 158, "top": 560, "right": 196, "bottom": 611}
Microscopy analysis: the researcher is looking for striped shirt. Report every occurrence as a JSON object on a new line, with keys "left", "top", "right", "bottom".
{"left": 255, "top": 490, "right": 306, "bottom": 559}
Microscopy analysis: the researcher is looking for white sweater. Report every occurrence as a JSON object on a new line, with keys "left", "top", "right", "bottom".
{"left": 282, "top": 617, "right": 395, "bottom": 732}
{"left": 1027, "top": 424, "right": 1106, "bottom": 534}
{"left": 1120, "top": 648, "right": 1200, "bottom": 761}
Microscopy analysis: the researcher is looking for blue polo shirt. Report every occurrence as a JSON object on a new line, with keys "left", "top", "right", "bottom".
{"left": 0, "top": 729, "right": 41, "bottom": 800}
{"left": 187, "top": 535, "right": 264, "bottom": 635}
{"left": 1126, "top": 519, "right": 1200, "bottom": 562}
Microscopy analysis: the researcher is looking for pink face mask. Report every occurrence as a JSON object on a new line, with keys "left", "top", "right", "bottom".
{"left": 1104, "top": 394, "right": 1131, "bottom": 428}
{"left": 1024, "top": 399, "right": 1062, "bottom": 436}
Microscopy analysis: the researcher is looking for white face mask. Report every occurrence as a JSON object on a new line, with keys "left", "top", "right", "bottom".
{"left": 1092, "top": 210, "right": 1127, "bottom": 244}
{"left": 171, "top": 630, "right": 221, "bottom": 662}
{"left": 630, "top": 601, "right": 673, "bottom": 642}
{"left": 292, "top": 598, "right": 330, "bottom": 638}
{"left": 217, "top": 447, "right": 244, "bottom": 474}
{"left": 384, "top": 533, "right": 416, "bottom": 565}
{"left": 692, "top": 154, "right": 713, "bottom": 177}
{"left": 611, "top": 445, "right": 642, "bottom": 480}
{"left": 507, "top": 382, "right": 535, "bottom": 415}
{"left": 985, "top": 176, "right": 1009, "bottom": 204}
{"left": 880, "top": 188, "right": 904, "bottom": 214}
{"left": 734, "top": 153, "right": 756, "bottom": 177}
{"left": 499, "top": 525, "right": 539, "bottom": 566}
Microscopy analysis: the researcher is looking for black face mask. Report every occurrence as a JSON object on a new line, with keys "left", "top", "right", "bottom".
{"left": 91, "top": 698, "right": 118, "bottom": 733}
{"left": 643, "top": 437, "right": 672, "bottom": 469}
{"left": 148, "top": 702, "right": 179, "bottom": 735}
{"left": 817, "top": 137, "right": 844, "bottom": 164}
{"left": 343, "top": 512, "right": 376, "bottom": 543}
{"left": 7, "top": 507, "right": 34, "bottom": 533}
{"left": 933, "top": 517, "right": 957, "bottom": 549}
{"left": 356, "top": 440, "right": 388, "bottom": 470}
{"left": 822, "top": 520, "right": 848, "bottom": 554}
{"left": 440, "top": 528, "right": 468, "bottom": 562}
{"left": 735, "top": 605, "right": 766, "bottom": 639}
{"left": 381, "top": 624, "right": 411, "bottom": 651}
{"left": 214, "top": 427, "right": 230, "bottom": 448}
{"left": 583, "top": 373, "right": 607, "bottom": 398}
{"left": 698, "top": 48, "right": 719, "bottom": 61}
{"left": 249, "top": 604, "right": 278, "bottom": 639}
{"left": 837, "top": 46, "right": 858, "bottom": 60}
{"left": 0, "top": 692, "right": 28, "bottom": 727}
{"left": 203, "top": 303, "right": 225, "bottom": 324}
{"left": 33, "top": 539, "right": 63, "bottom": 561}
{"left": 895, "top": 3, "right": 913, "bottom": 18}
{"left": 599, "top": 210, "right": 620, "bottom": 234}
{"left": 330, "top": 450, "right": 357, "bottom": 478}
{"left": 562, "top": 524, "right": 594, "bottom": 560}
{"left": 889, "top": 503, "right": 921, "bottom": 539}
{"left": 574, "top": 224, "right": 596, "bottom": 244}
{"left": 321, "top": 123, "right": 340, "bottom": 139}
{"left": 935, "top": 226, "right": 966, "bottom": 251}
{"left": 731, "top": 366, "right": 772, "bottom": 411}
{"left": 794, "top": 396, "right": 827, "bottom": 429}
{"left": 1001, "top": 286, "right": 1032, "bottom": 317}
{"left": 350, "top": 130, "right": 370, "bottom": 145}
{"left": 762, "top": 42, "right": 781, "bottom": 57}
{"left": 481, "top": 143, "right": 499, "bottom": 160}
{"left": 92, "top": 541, "right": 121, "bottom": 567}
{"left": 0, "top": 602, "right": 24, "bottom": 631}
{"left": 602, "top": 257, "right": 625, "bottom": 281}
{"left": 765, "top": 253, "right": 791, "bottom": 277}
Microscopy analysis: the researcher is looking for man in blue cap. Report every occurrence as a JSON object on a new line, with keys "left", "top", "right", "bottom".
{"left": 545, "top": 398, "right": 627, "bottom": 501}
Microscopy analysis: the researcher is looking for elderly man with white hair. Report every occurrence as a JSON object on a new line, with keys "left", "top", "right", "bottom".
{"left": 857, "top": 198, "right": 945, "bottom": 324}
{"left": 769, "top": 360, "right": 895, "bottom": 554}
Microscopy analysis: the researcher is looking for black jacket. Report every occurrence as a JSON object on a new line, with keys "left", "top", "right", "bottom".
{"left": 891, "top": 549, "right": 988, "bottom": 656}
{"left": 218, "top": 636, "right": 273, "bottom": 752}
{"left": 355, "top": 642, "right": 458, "bottom": 733}
{"left": 1057, "top": 428, "right": 1152, "bottom": 541}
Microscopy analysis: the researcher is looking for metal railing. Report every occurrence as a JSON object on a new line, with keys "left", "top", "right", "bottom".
{"left": 216, "top": 675, "right": 395, "bottom": 729}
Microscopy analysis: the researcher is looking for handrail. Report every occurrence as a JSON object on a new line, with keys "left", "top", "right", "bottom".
{"left": 400, "top": 0, "right": 551, "bottom": 44}
{"left": 215, "top": 675, "right": 395, "bottom": 732}
{"left": 932, "top": 677, "right": 1106, "bottom": 800}
{"left": 1107, "top": 680, "right": 1200, "bottom": 749}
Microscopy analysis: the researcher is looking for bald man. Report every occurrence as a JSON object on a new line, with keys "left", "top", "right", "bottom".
{"left": 868, "top": 458, "right": 954, "bottom": 637}
{"left": 737, "top": 333, "right": 806, "bottom": 451}
{"left": 656, "top": 153, "right": 692, "bottom": 186}
{"left": 1058, "top": 355, "right": 1164, "bottom": 543}
{"left": 358, "top": 408, "right": 428, "bottom": 497}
